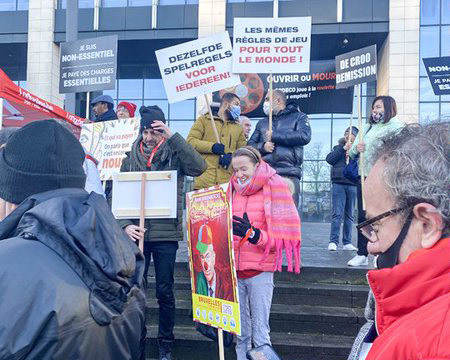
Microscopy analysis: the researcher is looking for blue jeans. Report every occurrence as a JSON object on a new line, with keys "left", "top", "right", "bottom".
{"left": 330, "top": 183, "right": 357, "bottom": 245}
{"left": 236, "top": 272, "right": 274, "bottom": 360}
{"left": 143, "top": 241, "right": 179, "bottom": 342}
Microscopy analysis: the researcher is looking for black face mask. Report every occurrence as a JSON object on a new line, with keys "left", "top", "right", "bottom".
{"left": 376, "top": 212, "right": 413, "bottom": 269}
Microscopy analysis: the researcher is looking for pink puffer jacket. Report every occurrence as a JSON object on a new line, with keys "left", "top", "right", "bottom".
{"left": 232, "top": 188, "right": 276, "bottom": 272}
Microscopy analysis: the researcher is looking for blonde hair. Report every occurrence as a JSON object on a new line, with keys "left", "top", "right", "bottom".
{"left": 232, "top": 146, "right": 262, "bottom": 165}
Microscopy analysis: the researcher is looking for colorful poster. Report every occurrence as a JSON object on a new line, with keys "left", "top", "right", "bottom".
{"left": 213, "top": 60, "right": 354, "bottom": 115}
{"left": 79, "top": 117, "right": 139, "bottom": 181}
{"left": 155, "top": 32, "right": 241, "bottom": 103}
{"left": 186, "top": 184, "right": 241, "bottom": 335}
{"left": 232, "top": 17, "right": 312, "bottom": 74}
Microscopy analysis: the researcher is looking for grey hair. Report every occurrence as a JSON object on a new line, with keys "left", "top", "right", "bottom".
{"left": 372, "top": 121, "right": 450, "bottom": 232}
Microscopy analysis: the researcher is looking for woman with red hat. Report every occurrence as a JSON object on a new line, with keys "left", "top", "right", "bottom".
{"left": 117, "top": 101, "right": 137, "bottom": 119}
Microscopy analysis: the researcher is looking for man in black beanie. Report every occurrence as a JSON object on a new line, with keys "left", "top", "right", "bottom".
{"left": 0, "top": 120, "right": 146, "bottom": 359}
{"left": 118, "top": 105, "right": 206, "bottom": 360}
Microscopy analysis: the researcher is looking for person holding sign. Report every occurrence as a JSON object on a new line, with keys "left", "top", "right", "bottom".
{"left": 187, "top": 92, "right": 247, "bottom": 190}
{"left": 118, "top": 105, "right": 206, "bottom": 360}
{"left": 347, "top": 96, "right": 405, "bottom": 267}
{"left": 248, "top": 90, "right": 311, "bottom": 208}
{"left": 229, "top": 146, "right": 301, "bottom": 360}
{"left": 0, "top": 120, "right": 146, "bottom": 360}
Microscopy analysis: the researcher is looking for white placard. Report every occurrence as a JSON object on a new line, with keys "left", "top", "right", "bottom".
{"left": 111, "top": 171, "right": 178, "bottom": 219}
{"left": 156, "top": 32, "right": 241, "bottom": 103}
{"left": 232, "top": 17, "right": 312, "bottom": 74}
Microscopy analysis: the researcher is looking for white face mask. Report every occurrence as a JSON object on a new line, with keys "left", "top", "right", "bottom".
{"left": 263, "top": 102, "right": 270, "bottom": 116}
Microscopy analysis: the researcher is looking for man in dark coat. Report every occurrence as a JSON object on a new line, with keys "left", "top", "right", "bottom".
{"left": 248, "top": 90, "right": 311, "bottom": 207}
{"left": 118, "top": 105, "right": 206, "bottom": 360}
{"left": 91, "top": 94, "right": 118, "bottom": 122}
{"left": 0, "top": 120, "right": 146, "bottom": 360}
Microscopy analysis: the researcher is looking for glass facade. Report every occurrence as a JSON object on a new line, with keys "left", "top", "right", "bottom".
{"left": 0, "top": 0, "right": 28, "bottom": 11}
{"left": 419, "top": 0, "right": 450, "bottom": 122}
{"left": 101, "top": 64, "right": 196, "bottom": 139}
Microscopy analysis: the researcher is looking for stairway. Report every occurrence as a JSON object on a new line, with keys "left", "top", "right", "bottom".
{"left": 145, "top": 263, "right": 369, "bottom": 360}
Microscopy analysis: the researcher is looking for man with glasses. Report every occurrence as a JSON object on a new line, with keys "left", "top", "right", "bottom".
{"left": 348, "top": 122, "right": 449, "bottom": 360}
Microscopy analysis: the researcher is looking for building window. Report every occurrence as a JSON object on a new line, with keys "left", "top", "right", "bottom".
{"left": 0, "top": 0, "right": 29, "bottom": 11}
{"left": 58, "top": 0, "right": 95, "bottom": 9}
{"left": 419, "top": 0, "right": 450, "bottom": 122}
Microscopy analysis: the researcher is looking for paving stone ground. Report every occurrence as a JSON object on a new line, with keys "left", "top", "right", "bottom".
{"left": 176, "top": 221, "right": 374, "bottom": 270}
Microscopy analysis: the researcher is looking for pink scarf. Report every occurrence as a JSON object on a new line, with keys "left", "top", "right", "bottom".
{"left": 229, "top": 161, "right": 302, "bottom": 273}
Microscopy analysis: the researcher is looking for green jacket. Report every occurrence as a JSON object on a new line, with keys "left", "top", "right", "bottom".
{"left": 187, "top": 114, "right": 247, "bottom": 190}
{"left": 350, "top": 117, "right": 405, "bottom": 176}
{"left": 118, "top": 133, "right": 206, "bottom": 242}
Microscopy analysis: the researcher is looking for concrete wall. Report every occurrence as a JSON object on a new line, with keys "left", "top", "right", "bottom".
{"left": 26, "top": 0, "right": 63, "bottom": 107}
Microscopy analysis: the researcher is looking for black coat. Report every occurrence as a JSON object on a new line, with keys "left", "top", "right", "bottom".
{"left": 94, "top": 108, "right": 118, "bottom": 122}
{"left": 248, "top": 104, "right": 311, "bottom": 179}
{"left": 326, "top": 138, "right": 357, "bottom": 186}
{"left": 0, "top": 189, "right": 146, "bottom": 360}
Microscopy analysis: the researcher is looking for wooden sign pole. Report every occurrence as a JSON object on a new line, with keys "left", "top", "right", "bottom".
{"left": 357, "top": 83, "right": 366, "bottom": 210}
{"left": 204, "top": 94, "right": 221, "bottom": 143}
{"left": 139, "top": 172, "right": 146, "bottom": 252}
{"left": 218, "top": 328, "right": 225, "bottom": 360}
{"left": 86, "top": 92, "right": 90, "bottom": 120}
{"left": 346, "top": 87, "right": 355, "bottom": 165}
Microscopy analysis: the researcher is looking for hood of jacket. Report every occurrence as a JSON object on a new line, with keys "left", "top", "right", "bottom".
{"left": 368, "top": 237, "right": 450, "bottom": 336}
{"left": 0, "top": 188, "right": 145, "bottom": 326}
{"left": 276, "top": 103, "right": 300, "bottom": 117}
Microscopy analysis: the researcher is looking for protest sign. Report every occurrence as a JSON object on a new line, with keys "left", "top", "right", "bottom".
{"left": 59, "top": 35, "right": 118, "bottom": 94}
{"left": 423, "top": 56, "right": 450, "bottom": 95}
{"left": 79, "top": 118, "right": 139, "bottom": 181}
{"left": 335, "top": 45, "right": 377, "bottom": 89}
{"left": 213, "top": 60, "right": 354, "bottom": 115}
{"left": 232, "top": 17, "right": 312, "bottom": 74}
{"left": 186, "top": 184, "right": 240, "bottom": 336}
{"left": 155, "top": 32, "right": 241, "bottom": 104}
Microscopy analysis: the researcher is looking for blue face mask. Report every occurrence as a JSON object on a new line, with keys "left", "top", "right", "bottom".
{"left": 229, "top": 105, "right": 241, "bottom": 120}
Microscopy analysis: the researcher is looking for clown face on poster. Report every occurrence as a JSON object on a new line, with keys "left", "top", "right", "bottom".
{"left": 186, "top": 184, "right": 241, "bottom": 335}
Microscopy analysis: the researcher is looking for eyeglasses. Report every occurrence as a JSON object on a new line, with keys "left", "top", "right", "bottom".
{"left": 357, "top": 206, "right": 409, "bottom": 240}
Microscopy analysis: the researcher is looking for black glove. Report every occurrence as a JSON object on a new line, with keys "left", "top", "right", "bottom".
{"left": 211, "top": 143, "right": 225, "bottom": 155}
{"left": 233, "top": 212, "right": 261, "bottom": 245}
{"left": 219, "top": 153, "right": 232, "bottom": 169}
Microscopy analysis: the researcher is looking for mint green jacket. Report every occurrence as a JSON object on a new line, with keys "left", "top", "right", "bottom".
{"left": 349, "top": 117, "right": 405, "bottom": 176}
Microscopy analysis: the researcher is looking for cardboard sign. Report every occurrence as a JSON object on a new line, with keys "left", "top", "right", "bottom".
{"left": 155, "top": 32, "right": 241, "bottom": 103}
{"left": 335, "top": 45, "right": 377, "bottom": 89}
{"left": 186, "top": 184, "right": 241, "bottom": 335}
{"left": 423, "top": 56, "right": 450, "bottom": 95}
{"left": 214, "top": 60, "right": 354, "bottom": 115}
{"left": 111, "top": 171, "right": 178, "bottom": 219}
{"left": 79, "top": 118, "right": 139, "bottom": 181}
{"left": 232, "top": 17, "right": 312, "bottom": 74}
{"left": 60, "top": 35, "right": 118, "bottom": 93}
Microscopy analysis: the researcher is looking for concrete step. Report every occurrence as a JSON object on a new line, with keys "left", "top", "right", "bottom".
{"left": 146, "top": 299, "right": 365, "bottom": 337}
{"left": 146, "top": 277, "right": 369, "bottom": 309}
{"left": 147, "top": 262, "right": 369, "bottom": 286}
{"left": 145, "top": 325, "right": 354, "bottom": 360}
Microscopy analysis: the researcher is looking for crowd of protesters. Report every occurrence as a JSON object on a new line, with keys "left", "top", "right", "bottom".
{"left": 0, "top": 89, "right": 448, "bottom": 360}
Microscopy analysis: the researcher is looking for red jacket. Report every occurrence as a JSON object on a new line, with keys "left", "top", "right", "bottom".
{"left": 366, "top": 237, "right": 450, "bottom": 360}
{"left": 232, "top": 185, "right": 275, "bottom": 272}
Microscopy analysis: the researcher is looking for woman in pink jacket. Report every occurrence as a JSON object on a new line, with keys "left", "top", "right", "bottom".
{"left": 230, "top": 146, "right": 301, "bottom": 360}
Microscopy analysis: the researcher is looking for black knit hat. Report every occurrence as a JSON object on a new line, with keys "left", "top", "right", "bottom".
{"left": 139, "top": 105, "right": 166, "bottom": 134}
{"left": 0, "top": 120, "right": 86, "bottom": 204}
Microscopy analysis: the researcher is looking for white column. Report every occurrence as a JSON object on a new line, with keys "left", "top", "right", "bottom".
{"left": 196, "top": 0, "right": 227, "bottom": 115}
{"left": 27, "top": 0, "right": 63, "bottom": 107}
{"left": 378, "top": 0, "right": 420, "bottom": 124}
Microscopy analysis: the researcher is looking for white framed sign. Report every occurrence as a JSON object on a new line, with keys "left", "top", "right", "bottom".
{"left": 156, "top": 32, "right": 241, "bottom": 103}
{"left": 232, "top": 17, "right": 312, "bottom": 74}
{"left": 112, "top": 171, "right": 178, "bottom": 219}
